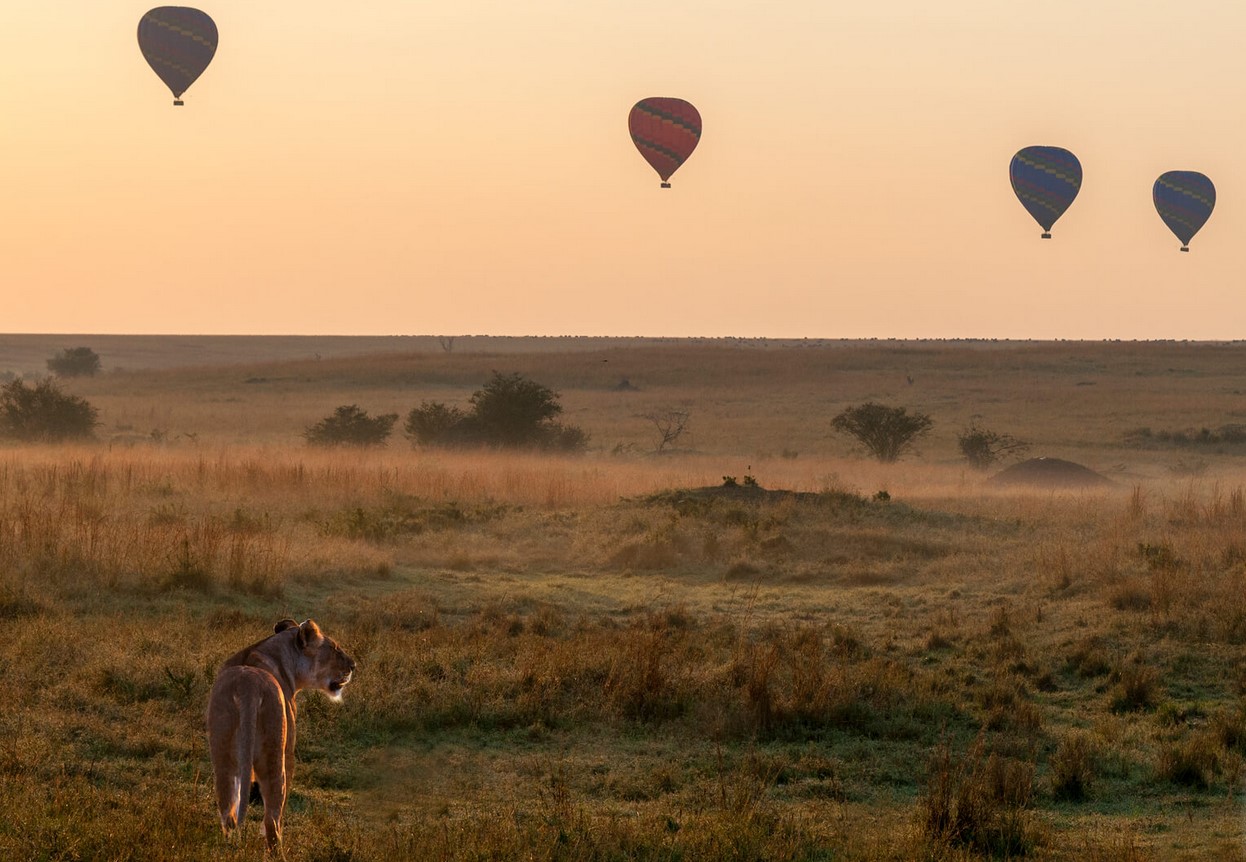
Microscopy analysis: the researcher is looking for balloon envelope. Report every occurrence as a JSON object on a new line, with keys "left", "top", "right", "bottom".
{"left": 628, "top": 98, "right": 702, "bottom": 186}
{"left": 1009, "top": 146, "right": 1082, "bottom": 237}
{"left": 1153, "top": 171, "right": 1215, "bottom": 250}
{"left": 138, "top": 7, "right": 218, "bottom": 103}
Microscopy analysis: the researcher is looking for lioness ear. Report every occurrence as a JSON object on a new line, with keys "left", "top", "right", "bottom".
{"left": 274, "top": 619, "right": 298, "bottom": 634}
{"left": 296, "top": 619, "right": 323, "bottom": 650}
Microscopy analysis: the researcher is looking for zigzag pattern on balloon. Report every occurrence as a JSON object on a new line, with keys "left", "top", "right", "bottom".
{"left": 1153, "top": 171, "right": 1215, "bottom": 248}
{"left": 137, "top": 7, "right": 218, "bottom": 102}
{"left": 628, "top": 98, "right": 702, "bottom": 185}
{"left": 1009, "top": 147, "right": 1083, "bottom": 235}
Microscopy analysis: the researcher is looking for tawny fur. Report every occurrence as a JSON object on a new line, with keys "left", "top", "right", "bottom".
{"left": 207, "top": 618, "right": 355, "bottom": 853}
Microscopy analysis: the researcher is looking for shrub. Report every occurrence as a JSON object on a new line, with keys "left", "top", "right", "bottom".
{"left": 470, "top": 371, "right": 563, "bottom": 447}
{"left": 831, "top": 402, "right": 933, "bottom": 463}
{"left": 404, "top": 372, "right": 588, "bottom": 452}
{"left": 46, "top": 346, "right": 101, "bottom": 378}
{"left": 1125, "top": 423, "right": 1246, "bottom": 448}
{"left": 404, "top": 401, "right": 468, "bottom": 447}
{"left": 957, "top": 422, "right": 1030, "bottom": 470}
{"left": 0, "top": 378, "right": 99, "bottom": 441}
{"left": 539, "top": 422, "right": 590, "bottom": 453}
{"left": 304, "top": 405, "right": 398, "bottom": 447}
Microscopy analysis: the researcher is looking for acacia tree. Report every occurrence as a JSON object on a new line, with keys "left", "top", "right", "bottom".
{"left": 642, "top": 408, "right": 691, "bottom": 453}
{"left": 831, "top": 402, "right": 933, "bottom": 463}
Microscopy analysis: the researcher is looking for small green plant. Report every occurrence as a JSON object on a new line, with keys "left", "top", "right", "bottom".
{"left": 304, "top": 405, "right": 398, "bottom": 447}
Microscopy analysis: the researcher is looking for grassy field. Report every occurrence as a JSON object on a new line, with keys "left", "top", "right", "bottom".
{"left": 2, "top": 338, "right": 1245, "bottom": 860}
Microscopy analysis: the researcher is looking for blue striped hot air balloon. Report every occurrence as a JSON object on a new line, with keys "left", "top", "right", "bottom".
{"left": 1153, "top": 171, "right": 1215, "bottom": 252}
{"left": 138, "top": 7, "right": 218, "bottom": 106}
{"left": 1009, "top": 146, "right": 1083, "bottom": 239}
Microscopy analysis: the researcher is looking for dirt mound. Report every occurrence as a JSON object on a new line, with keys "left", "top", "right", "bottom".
{"left": 646, "top": 482, "right": 827, "bottom": 506}
{"left": 989, "top": 457, "right": 1111, "bottom": 489}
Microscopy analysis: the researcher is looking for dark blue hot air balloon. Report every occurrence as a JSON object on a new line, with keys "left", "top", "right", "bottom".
{"left": 1009, "top": 146, "right": 1083, "bottom": 239}
{"left": 138, "top": 7, "right": 218, "bottom": 106}
{"left": 1153, "top": 171, "right": 1215, "bottom": 252}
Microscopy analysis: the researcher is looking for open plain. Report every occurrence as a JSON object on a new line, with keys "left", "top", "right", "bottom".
{"left": 1, "top": 337, "right": 1244, "bottom": 860}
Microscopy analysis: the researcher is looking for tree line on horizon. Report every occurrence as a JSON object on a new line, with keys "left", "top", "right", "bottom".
{"left": 0, "top": 354, "right": 1039, "bottom": 472}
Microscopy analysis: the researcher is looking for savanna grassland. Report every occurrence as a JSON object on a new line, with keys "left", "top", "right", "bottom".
{"left": 1, "top": 338, "right": 1245, "bottom": 861}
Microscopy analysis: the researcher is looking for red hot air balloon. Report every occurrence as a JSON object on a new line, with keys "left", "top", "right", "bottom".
{"left": 628, "top": 98, "right": 701, "bottom": 188}
{"left": 138, "top": 7, "right": 218, "bottom": 106}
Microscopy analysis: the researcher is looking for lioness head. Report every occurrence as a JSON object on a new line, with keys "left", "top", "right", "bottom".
{"left": 276, "top": 618, "right": 356, "bottom": 702}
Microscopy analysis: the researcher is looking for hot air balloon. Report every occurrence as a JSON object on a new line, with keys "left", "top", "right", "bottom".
{"left": 138, "top": 7, "right": 218, "bottom": 106}
{"left": 1009, "top": 146, "right": 1082, "bottom": 238}
{"left": 629, "top": 98, "right": 701, "bottom": 188}
{"left": 1153, "top": 171, "right": 1215, "bottom": 252}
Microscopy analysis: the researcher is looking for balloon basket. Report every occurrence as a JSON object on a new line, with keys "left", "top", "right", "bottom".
{"left": 1041, "top": 232, "right": 1051, "bottom": 239}
{"left": 173, "top": 99, "right": 184, "bottom": 106}
{"left": 1180, "top": 246, "right": 1189, "bottom": 252}
{"left": 660, "top": 182, "right": 671, "bottom": 189}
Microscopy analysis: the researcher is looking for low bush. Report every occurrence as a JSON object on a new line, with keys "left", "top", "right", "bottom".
{"left": 1125, "top": 424, "right": 1246, "bottom": 447}
{"left": 0, "top": 378, "right": 98, "bottom": 442}
{"left": 46, "top": 346, "right": 101, "bottom": 378}
{"left": 404, "top": 372, "right": 588, "bottom": 452}
{"left": 304, "top": 405, "right": 398, "bottom": 447}
{"left": 958, "top": 422, "right": 1030, "bottom": 470}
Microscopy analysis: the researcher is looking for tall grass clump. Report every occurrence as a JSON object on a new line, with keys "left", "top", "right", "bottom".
{"left": 918, "top": 735, "right": 1040, "bottom": 857}
{"left": 1049, "top": 731, "right": 1099, "bottom": 801}
{"left": 1155, "top": 732, "right": 1220, "bottom": 789}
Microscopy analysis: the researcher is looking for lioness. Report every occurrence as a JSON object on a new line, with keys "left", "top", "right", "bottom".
{"left": 207, "top": 618, "right": 355, "bottom": 852}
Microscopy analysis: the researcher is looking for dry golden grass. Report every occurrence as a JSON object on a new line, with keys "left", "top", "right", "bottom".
{"left": 2, "top": 338, "right": 1245, "bottom": 860}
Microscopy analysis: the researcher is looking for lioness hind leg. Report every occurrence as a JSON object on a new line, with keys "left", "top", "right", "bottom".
{"left": 256, "top": 769, "right": 286, "bottom": 853}
{"left": 255, "top": 737, "right": 287, "bottom": 854}
{"left": 212, "top": 769, "right": 241, "bottom": 835}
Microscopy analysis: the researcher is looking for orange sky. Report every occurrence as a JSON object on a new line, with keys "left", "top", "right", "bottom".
{"left": 1, "top": 2, "right": 1243, "bottom": 338}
